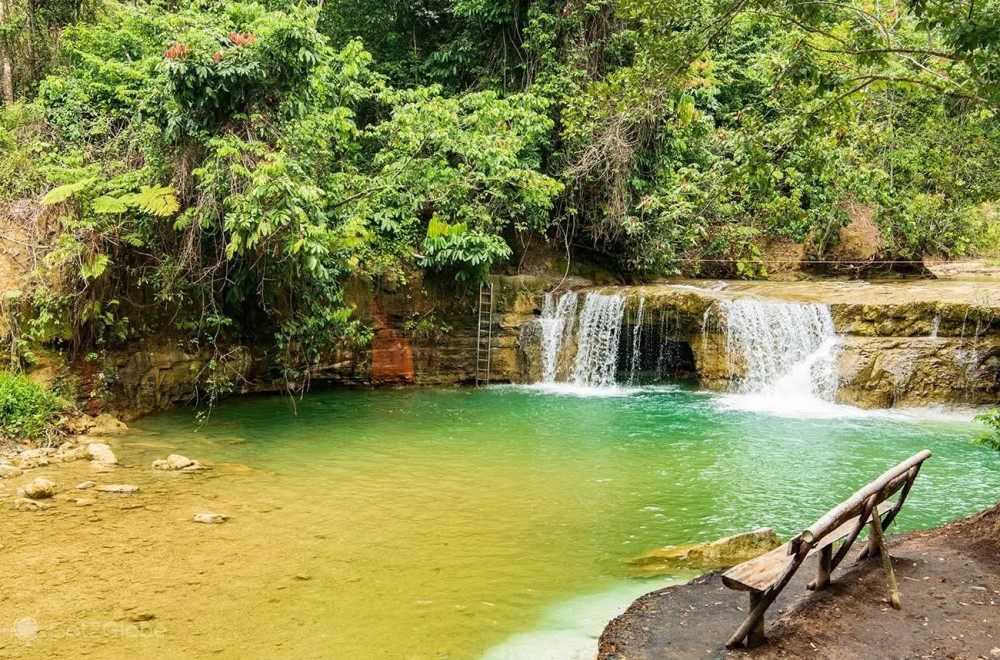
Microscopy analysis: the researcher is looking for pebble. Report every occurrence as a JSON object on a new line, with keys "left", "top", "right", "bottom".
{"left": 77, "top": 481, "right": 97, "bottom": 490}
{"left": 75, "top": 498, "right": 96, "bottom": 507}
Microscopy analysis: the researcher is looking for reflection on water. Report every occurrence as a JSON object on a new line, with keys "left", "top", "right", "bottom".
{"left": 92, "top": 387, "right": 1000, "bottom": 657}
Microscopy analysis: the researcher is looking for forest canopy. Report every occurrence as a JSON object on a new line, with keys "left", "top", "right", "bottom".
{"left": 0, "top": 0, "right": 998, "bottom": 376}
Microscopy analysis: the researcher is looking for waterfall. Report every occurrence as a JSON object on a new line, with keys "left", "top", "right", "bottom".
{"left": 720, "top": 298, "right": 839, "bottom": 400}
{"left": 572, "top": 293, "right": 627, "bottom": 387}
{"left": 537, "top": 292, "right": 579, "bottom": 382}
{"left": 628, "top": 298, "right": 646, "bottom": 385}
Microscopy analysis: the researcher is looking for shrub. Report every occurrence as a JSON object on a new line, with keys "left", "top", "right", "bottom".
{"left": 973, "top": 409, "right": 1000, "bottom": 452}
{"left": 0, "top": 373, "right": 66, "bottom": 442}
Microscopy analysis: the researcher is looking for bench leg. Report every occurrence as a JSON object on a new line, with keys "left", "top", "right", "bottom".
{"left": 747, "top": 592, "right": 767, "bottom": 648}
{"left": 869, "top": 508, "right": 901, "bottom": 609}
{"left": 816, "top": 545, "right": 832, "bottom": 590}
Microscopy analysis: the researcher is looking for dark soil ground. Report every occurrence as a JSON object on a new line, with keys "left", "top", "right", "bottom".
{"left": 600, "top": 504, "right": 1000, "bottom": 660}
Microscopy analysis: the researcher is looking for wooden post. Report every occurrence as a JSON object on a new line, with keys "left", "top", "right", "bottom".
{"left": 816, "top": 545, "right": 832, "bottom": 590}
{"left": 868, "top": 507, "right": 901, "bottom": 609}
{"left": 860, "top": 465, "right": 921, "bottom": 561}
{"left": 747, "top": 592, "right": 766, "bottom": 648}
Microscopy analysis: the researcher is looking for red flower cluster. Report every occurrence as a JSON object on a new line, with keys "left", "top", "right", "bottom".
{"left": 213, "top": 52, "right": 223, "bottom": 63}
{"left": 164, "top": 42, "right": 192, "bottom": 59}
{"left": 229, "top": 32, "right": 256, "bottom": 46}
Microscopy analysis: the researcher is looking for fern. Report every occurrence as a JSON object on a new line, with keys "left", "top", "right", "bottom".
{"left": 121, "top": 185, "right": 180, "bottom": 217}
{"left": 92, "top": 195, "right": 129, "bottom": 214}
{"left": 40, "top": 178, "right": 98, "bottom": 205}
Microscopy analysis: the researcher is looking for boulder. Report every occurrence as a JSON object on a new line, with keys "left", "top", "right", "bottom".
{"left": 192, "top": 513, "right": 227, "bottom": 524}
{"left": 95, "top": 484, "right": 139, "bottom": 494}
{"left": 20, "top": 477, "right": 56, "bottom": 499}
{"left": 0, "top": 463, "right": 22, "bottom": 479}
{"left": 13, "top": 456, "right": 44, "bottom": 470}
{"left": 55, "top": 446, "right": 89, "bottom": 463}
{"left": 626, "top": 528, "right": 781, "bottom": 576}
{"left": 17, "top": 448, "right": 55, "bottom": 460}
{"left": 88, "top": 413, "right": 128, "bottom": 436}
{"left": 86, "top": 443, "right": 118, "bottom": 466}
{"left": 167, "top": 454, "right": 194, "bottom": 470}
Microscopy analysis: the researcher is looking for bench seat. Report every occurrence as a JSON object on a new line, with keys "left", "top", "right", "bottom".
{"left": 722, "top": 501, "right": 893, "bottom": 593}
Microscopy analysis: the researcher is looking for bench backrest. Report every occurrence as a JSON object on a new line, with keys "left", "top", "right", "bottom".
{"left": 790, "top": 449, "right": 931, "bottom": 553}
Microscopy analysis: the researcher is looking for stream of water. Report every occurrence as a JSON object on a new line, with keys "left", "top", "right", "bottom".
{"left": 116, "top": 386, "right": 1000, "bottom": 659}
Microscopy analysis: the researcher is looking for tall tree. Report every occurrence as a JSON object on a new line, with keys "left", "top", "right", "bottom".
{"left": 0, "top": 0, "right": 13, "bottom": 104}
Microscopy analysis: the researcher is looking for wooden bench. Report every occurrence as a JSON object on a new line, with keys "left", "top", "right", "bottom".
{"left": 722, "top": 450, "right": 931, "bottom": 649}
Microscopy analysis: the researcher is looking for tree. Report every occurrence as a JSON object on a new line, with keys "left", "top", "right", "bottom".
{"left": 0, "top": 0, "right": 13, "bottom": 104}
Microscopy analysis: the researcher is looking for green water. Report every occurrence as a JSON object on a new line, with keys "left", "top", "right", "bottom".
{"left": 125, "top": 385, "right": 1000, "bottom": 659}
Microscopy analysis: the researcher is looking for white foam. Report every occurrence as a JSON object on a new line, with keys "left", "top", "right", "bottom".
{"left": 481, "top": 580, "right": 676, "bottom": 660}
{"left": 513, "top": 383, "right": 678, "bottom": 398}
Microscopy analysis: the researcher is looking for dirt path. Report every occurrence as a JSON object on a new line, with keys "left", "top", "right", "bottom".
{"left": 599, "top": 505, "right": 1000, "bottom": 659}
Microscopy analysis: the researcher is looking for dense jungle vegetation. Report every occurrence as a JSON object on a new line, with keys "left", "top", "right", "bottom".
{"left": 0, "top": 0, "right": 998, "bottom": 379}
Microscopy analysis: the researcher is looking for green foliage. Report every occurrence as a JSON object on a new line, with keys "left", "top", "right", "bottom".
{"left": 0, "top": 372, "right": 65, "bottom": 441}
{"left": 401, "top": 312, "right": 452, "bottom": 341}
{"left": 3, "top": 0, "right": 1000, "bottom": 395}
{"left": 973, "top": 409, "right": 1000, "bottom": 452}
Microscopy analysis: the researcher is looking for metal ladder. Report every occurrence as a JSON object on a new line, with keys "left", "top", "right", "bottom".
{"left": 475, "top": 282, "right": 494, "bottom": 386}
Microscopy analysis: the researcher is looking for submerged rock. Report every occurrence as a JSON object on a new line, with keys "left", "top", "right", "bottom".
{"left": 95, "top": 484, "right": 139, "bottom": 494}
{"left": 87, "top": 443, "right": 118, "bottom": 465}
{"left": 626, "top": 528, "right": 781, "bottom": 576}
{"left": 153, "top": 454, "right": 207, "bottom": 471}
{"left": 12, "top": 497, "right": 49, "bottom": 511}
{"left": 19, "top": 477, "right": 56, "bottom": 499}
{"left": 56, "top": 446, "right": 89, "bottom": 462}
{"left": 192, "top": 513, "right": 227, "bottom": 524}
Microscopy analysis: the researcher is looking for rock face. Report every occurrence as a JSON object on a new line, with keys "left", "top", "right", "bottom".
{"left": 516, "top": 281, "right": 1000, "bottom": 408}
{"left": 625, "top": 528, "right": 781, "bottom": 576}
{"left": 12, "top": 275, "right": 999, "bottom": 415}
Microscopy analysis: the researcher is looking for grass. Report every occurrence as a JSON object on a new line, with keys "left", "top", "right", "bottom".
{"left": 0, "top": 372, "right": 66, "bottom": 442}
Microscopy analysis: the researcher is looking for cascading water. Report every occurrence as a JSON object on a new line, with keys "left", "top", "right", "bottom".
{"left": 572, "top": 293, "right": 627, "bottom": 387}
{"left": 719, "top": 298, "right": 840, "bottom": 401}
{"left": 628, "top": 298, "right": 646, "bottom": 385}
{"left": 537, "top": 292, "right": 579, "bottom": 383}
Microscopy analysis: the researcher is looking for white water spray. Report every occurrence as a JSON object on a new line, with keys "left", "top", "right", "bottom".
{"left": 628, "top": 298, "right": 646, "bottom": 385}
{"left": 537, "top": 292, "right": 579, "bottom": 383}
{"left": 573, "top": 293, "right": 627, "bottom": 387}
{"left": 720, "top": 298, "right": 839, "bottom": 401}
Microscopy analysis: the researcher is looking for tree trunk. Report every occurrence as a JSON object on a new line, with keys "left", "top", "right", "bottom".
{"left": 0, "top": 0, "right": 14, "bottom": 105}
